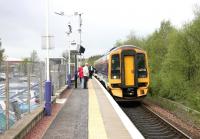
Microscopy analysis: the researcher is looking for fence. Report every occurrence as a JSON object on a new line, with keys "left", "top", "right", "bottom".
{"left": 0, "top": 60, "right": 68, "bottom": 133}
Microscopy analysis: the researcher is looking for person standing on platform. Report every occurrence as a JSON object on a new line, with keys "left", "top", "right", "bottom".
{"left": 78, "top": 65, "right": 83, "bottom": 83}
{"left": 89, "top": 65, "right": 94, "bottom": 79}
{"left": 83, "top": 63, "right": 89, "bottom": 89}
{"left": 78, "top": 65, "right": 84, "bottom": 88}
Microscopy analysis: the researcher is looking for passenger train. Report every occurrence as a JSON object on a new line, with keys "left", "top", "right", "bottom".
{"left": 94, "top": 45, "right": 150, "bottom": 101}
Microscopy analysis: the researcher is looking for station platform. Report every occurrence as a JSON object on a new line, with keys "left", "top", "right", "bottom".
{"left": 24, "top": 78, "right": 143, "bottom": 139}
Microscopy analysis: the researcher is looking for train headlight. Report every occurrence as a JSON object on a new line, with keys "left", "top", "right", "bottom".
{"left": 111, "top": 84, "right": 121, "bottom": 88}
{"left": 138, "top": 68, "right": 147, "bottom": 78}
{"left": 112, "top": 75, "right": 120, "bottom": 79}
{"left": 138, "top": 83, "right": 148, "bottom": 87}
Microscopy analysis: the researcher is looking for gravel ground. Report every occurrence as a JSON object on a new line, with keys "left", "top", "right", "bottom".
{"left": 143, "top": 100, "right": 200, "bottom": 139}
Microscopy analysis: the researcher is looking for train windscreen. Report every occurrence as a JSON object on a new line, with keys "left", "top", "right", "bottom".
{"left": 111, "top": 54, "right": 120, "bottom": 79}
{"left": 137, "top": 53, "right": 147, "bottom": 78}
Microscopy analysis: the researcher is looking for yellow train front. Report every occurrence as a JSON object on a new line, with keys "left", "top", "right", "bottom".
{"left": 94, "top": 45, "right": 149, "bottom": 101}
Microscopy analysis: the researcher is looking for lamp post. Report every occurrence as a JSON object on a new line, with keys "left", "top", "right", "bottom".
{"left": 66, "top": 23, "right": 72, "bottom": 87}
{"left": 54, "top": 12, "right": 74, "bottom": 87}
{"left": 55, "top": 12, "right": 83, "bottom": 89}
{"left": 74, "top": 12, "right": 83, "bottom": 68}
{"left": 44, "top": 0, "right": 52, "bottom": 116}
{"left": 74, "top": 12, "right": 83, "bottom": 88}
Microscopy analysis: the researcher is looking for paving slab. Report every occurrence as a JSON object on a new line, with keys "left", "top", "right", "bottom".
{"left": 43, "top": 86, "right": 88, "bottom": 139}
{"left": 91, "top": 79, "right": 132, "bottom": 139}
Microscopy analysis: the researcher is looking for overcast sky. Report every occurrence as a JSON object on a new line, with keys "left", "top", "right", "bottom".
{"left": 0, "top": 0, "right": 199, "bottom": 59}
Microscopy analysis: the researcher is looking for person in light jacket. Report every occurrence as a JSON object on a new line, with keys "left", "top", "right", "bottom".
{"left": 83, "top": 63, "right": 89, "bottom": 89}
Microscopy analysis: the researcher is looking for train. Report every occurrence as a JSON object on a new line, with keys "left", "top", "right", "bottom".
{"left": 94, "top": 45, "right": 150, "bottom": 101}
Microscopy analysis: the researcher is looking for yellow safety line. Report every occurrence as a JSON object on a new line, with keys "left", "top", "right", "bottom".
{"left": 88, "top": 80, "right": 108, "bottom": 139}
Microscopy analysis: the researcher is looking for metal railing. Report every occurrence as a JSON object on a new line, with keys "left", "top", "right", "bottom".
{"left": 0, "top": 61, "right": 68, "bottom": 133}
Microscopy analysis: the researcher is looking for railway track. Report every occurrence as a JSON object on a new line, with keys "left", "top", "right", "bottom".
{"left": 120, "top": 102, "right": 191, "bottom": 139}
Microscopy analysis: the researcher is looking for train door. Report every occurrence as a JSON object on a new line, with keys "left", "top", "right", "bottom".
{"left": 109, "top": 53, "right": 122, "bottom": 97}
{"left": 124, "top": 56, "right": 134, "bottom": 86}
{"left": 121, "top": 50, "right": 138, "bottom": 88}
{"left": 110, "top": 54, "right": 120, "bottom": 80}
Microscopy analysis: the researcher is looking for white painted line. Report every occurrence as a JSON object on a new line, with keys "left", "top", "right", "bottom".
{"left": 56, "top": 98, "right": 67, "bottom": 104}
{"left": 94, "top": 78, "right": 144, "bottom": 139}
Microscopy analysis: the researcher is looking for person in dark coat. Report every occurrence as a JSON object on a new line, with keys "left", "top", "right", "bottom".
{"left": 89, "top": 65, "right": 94, "bottom": 79}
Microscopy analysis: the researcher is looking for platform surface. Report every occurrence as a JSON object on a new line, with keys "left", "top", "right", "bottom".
{"left": 43, "top": 85, "right": 88, "bottom": 139}
{"left": 42, "top": 78, "right": 132, "bottom": 139}
{"left": 90, "top": 79, "right": 132, "bottom": 139}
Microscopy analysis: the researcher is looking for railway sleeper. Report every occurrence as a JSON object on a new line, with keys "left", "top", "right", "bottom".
{"left": 145, "top": 135, "right": 181, "bottom": 139}
{"left": 139, "top": 125, "right": 169, "bottom": 131}
{"left": 144, "top": 132, "right": 181, "bottom": 138}
{"left": 134, "top": 121, "right": 163, "bottom": 126}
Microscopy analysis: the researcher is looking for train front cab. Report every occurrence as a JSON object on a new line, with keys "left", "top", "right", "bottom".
{"left": 108, "top": 48, "right": 149, "bottom": 100}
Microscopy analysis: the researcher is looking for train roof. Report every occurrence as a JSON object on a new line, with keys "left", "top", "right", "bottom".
{"left": 95, "top": 45, "right": 144, "bottom": 64}
{"left": 109, "top": 45, "right": 143, "bottom": 52}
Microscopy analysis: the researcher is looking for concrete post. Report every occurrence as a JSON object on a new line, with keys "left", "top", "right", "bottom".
{"left": 45, "top": 81, "right": 51, "bottom": 115}
{"left": 39, "top": 63, "right": 43, "bottom": 104}
{"left": 5, "top": 61, "right": 9, "bottom": 130}
{"left": 44, "top": 0, "right": 52, "bottom": 116}
{"left": 28, "top": 63, "right": 31, "bottom": 113}
{"left": 75, "top": 54, "right": 77, "bottom": 88}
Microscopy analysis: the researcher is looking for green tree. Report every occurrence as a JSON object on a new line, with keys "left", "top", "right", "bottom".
{"left": 115, "top": 39, "right": 123, "bottom": 47}
{"left": 160, "top": 12, "right": 200, "bottom": 109}
{"left": 20, "top": 58, "right": 29, "bottom": 75}
{"left": 116, "top": 31, "right": 145, "bottom": 48}
{"left": 30, "top": 50, "right": 39, "bottom": 62}
{"left": 0, "top": 39, "right": 5, "bottom": 63}
{"left": 87, "top": 55, "right": 102, "bottom": 65}
{"left": 30, "top": 50, "right": 39, "bottom": 73}
{"left": 124, "top": 31, "right": 145, "bottom": 48}
{"left": 144, "top": 20, "right": 176, "bottom": 94}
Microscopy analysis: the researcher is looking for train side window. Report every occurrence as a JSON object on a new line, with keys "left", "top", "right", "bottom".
{"left": 111, "top": 54, "right": 120, "bottom": 79}
{"left": 137, "top": 53, "right": 147, "bottom": 78}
